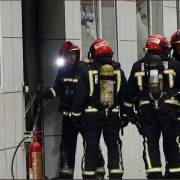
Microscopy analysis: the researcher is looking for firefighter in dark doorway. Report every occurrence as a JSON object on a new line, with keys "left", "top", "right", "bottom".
{"left": 36, "top": 41, "right": 105, "bottom": 179}
{"left": 71, "top": 39, "right": 128, "bottom": 179}
{"left": 124, "top": 34, "right": 180, "bottom": 179}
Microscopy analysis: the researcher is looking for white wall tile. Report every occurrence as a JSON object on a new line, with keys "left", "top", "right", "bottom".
{"left": 5, "top": 93, "right": 15, "bottom": 149}
{"left": 125, "top": 41, "right": 132, "bottom": 77}
{"left": 1, "top": 1, "right": 12, "bottom": 37}
{"left": 13, "top": 38, "right": 23, "bottom": 92}
{"left": 0, "top": 150, "right": 7, "bottom": 179}
{"left": 65, "top": 1, "right": 73, "bottom": 39}
{"left": 130, "top": 1, "right": 137, "bottom": 41}
{"left": 44, "top": 136, "right": 62, "bottom": 178}
{"left": 119, "top": 41, "right": 127, "bottom": 76}
{"left": 163, "top": 1, "right": 168, "bottom": 7}
{"left": 72, "top": 1, "right": 81, "bottom": 40}
{"left": 124, "top": 1, "right": 131, "bottom": 41}
{"left": 16, "top": 147, "right": 26, "bottom": 179}
{"left": 118, "top": 1, "right": 125, "bottom": 40}
{"left": 15, "top": 93, "right": 23, "bottom": 144}
{"left": 0, "top": 94, "right": 5, "bottom": 150}
{"left": 2, "top": 38, "right": 14, "bottom": 93}
{"left": 163, "top": 7, "right": 169, "bottom": 39}
{"left": 170, "top": 0, "right": 176, "bottom": 8}
{"left": 0, "top": 1, "right": 3, "bottom": 94}
{"left": 12, "top": 1, "right": 22, "bottom": 37}
{"left": 131, "top": 41, "right": 137, "bottom": 64}
{"left": 6, "top": 148, "right": 17, "bottom": 179}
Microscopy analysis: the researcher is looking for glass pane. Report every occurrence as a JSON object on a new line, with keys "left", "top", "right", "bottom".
{"left": 136, "top": 0, "right": 149, "bottom": 59}
{"left": 81, "top": 0, "right": 97, "bottom": 59}
{"left": 101, "top": 0, "right": 118, "bottom": 61}
{"left": 151, "top": 0, "right": 164, "bottom": 35}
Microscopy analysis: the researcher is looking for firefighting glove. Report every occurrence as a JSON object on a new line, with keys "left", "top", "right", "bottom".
{"left": 71, "top": 116, "right": 82, "bottom": 129}
{"left": 121, "top": 114, "right": 129, "bottom": 128}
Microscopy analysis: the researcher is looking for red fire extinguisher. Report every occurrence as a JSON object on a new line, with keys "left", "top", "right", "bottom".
{"left": 29, "top": 131, "right": 43, "bottom": 179}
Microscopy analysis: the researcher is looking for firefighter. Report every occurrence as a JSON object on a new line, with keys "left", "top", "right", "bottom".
{"left": 163, "top": 30, "right": 180, "bottom": 179}
{"left": 36, "top": 41, "right": 105, "bottom": 179}
{"left": 71, "top": 39, "right": 128, "bottom": 179}
{"left": 123, "top": 34, "right": 180, "bottom": 179}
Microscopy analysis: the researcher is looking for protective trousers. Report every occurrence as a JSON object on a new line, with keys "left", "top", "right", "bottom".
{"left": 163, "top": 118, "right": 180, "bottom": 179}
{"left": 140, "top": 104, "right": 180, "bottom": 179}
{"left": 82, "top": 113, "right": 123, "bottom": 179}
{"left": 59, "top": 115, "right": 105, "bottom": 179}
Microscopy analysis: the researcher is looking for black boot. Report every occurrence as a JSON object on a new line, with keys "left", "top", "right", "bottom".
{"left": 163, "top": 170, "right": 170, "bottom": 179}
{"left": 96, "top": 172, "right": 105, "bottom": 179}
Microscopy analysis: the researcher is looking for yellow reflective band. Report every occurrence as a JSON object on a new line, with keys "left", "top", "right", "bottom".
{"left": 163, "top": 69, "right": 175, "bottom": 74}
{"left": 146, "top": 167, "right": 162, "bottom": 173}
{"left": 112, "top": 107, "right": 119, "bottom": 113}
{"left": 137, "top": 76, "right": 143, "bottom": 91}
{"left": 114, "top": 70, "right": 121, "bottom": 93}
{"left": 138, "top": 100, "right": 150, "bottom": 108}
{"left": 117, "top": 140, "right": 123, "bottom": 170}
{"left": 62, "top": 111, "right": 69, "bottom": 117}
{"left": 134, "top": 71, "right": 145, "bottom": 91}
{"left": 96, "top": 167, "right": 105, "bottom": 173}
{"left": 82, "top": 171, "right": 96, "bottom": 175}
{"left": 109, "top": 169, "right": 124, "bottom": 174}
{"left": 69, "top": 112, "right": 72, "bottom": 118}
{"left": 123, "top": 101, "right": 133, "bottom": 108}
{"left": 134, "top": 71, "right": 145, "bottom": 77}
{"left": 176, "top": 136, "right": 180, "bottom": 155}
{"left": 165, "top": 99, "right": 180, "bottom": 106}
{"left": 62, "top": 78, "right": 78, "bottom": 83}
{"left": 62, "top": 78, "right": 73, "bottom": 82}
{"left": 49, "top": 88, "right": 56, "bottom": 97}
{"left": 72, "top": 112, "right": 82, "bottom": 116}
{"left": 93, "top": 70, "right": 98, "bottom": 74}
{"left": 88, "top": 71, "right": 94, "bottom": 97}
{"left": 72, "top": 79, "right": 78, "bottom": 83}
{"left": 145, "top": 137, "right": 152, "bottom": 169}
{"left": 85, "top": 108, "right": 98, "bottom": 112}
{"left": 169, "top": 74, "right": 174, "bottom": 88}
{"left": 169, "top": 168, "right": 180, "bottom": 173}
{"left": 178, "top": 118, "right": 180, "bottom": 120}
{"left": 60, "top": 168, "right": 74, "bottom": 175}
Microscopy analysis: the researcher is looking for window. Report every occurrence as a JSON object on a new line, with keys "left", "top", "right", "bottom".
{"left": 136, "top": 0, "right": 149, "bottom": 59}
{"left": 81, "top": 0, "right": 97, "bottom": 59}
{"left": 101, "top": 0, "right": 118, "bottom": 61}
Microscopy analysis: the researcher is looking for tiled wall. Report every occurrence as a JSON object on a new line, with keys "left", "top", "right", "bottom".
{"left": 0, "top": 1, "right": 26, "bottom": 179}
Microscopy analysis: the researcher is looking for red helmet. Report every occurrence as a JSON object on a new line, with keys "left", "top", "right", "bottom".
{"left": 88, "top": 39, "right": 113, "bottom": 59}
{"left": 60, "top": 41, "right": 80, "bottom": 57}
{"left": 146, "top": 34, "right": 170, "bottom": 54}
{"left": 170, "top": 30, "right": 180, "bottom": 47}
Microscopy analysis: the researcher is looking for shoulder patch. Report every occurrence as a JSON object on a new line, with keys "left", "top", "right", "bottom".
{"left": 80, "top": 59, "right": 90, "bottom": 64}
